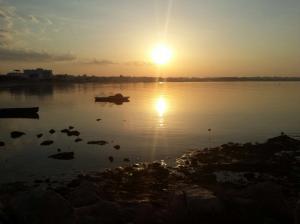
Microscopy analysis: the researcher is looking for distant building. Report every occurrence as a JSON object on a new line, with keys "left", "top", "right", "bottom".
{"left": 24, "top": 68, "right": 53, "bottom": 79}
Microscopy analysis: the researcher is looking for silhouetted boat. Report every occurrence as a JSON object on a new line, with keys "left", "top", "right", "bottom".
{"left": 95, "top": 94, "right": 130, "bottom": 104}
{"left": 0, "top": 107, "right": 39, "bottom": 119}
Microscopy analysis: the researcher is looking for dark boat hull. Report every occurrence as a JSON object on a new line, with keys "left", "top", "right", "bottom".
{"left": 95, "top": 97, "right": 130, "bottom": 104}
{"left": 0, "top": 107, "right": 39, "bottom": 119}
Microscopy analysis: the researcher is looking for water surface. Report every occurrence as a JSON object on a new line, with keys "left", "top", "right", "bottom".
{"left": 0, "top": 82, "right": 300, "bottom": 183}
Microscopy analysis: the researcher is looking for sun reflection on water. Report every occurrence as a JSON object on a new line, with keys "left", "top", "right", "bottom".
{"left": 155, "top": 96, "right": 168, "bottom": 127}
{"left": 156, "top": 97, "right": 167, "bottom": 117}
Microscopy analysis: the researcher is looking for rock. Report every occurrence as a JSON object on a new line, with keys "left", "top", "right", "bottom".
{"left": 167, "top": 185, "right": 223, "bottom": 223}
{"left": 114, "top": 145, "right": 120, "bottom": 150}
{"left": 11, "top": 131, "right": 25, "bottom": 139}
{"left": 75, "top": 199, "right": 122, "bottom": 224}
{"left": 296, "top": 199, "right": 300, "bottom": 224}
{"left": 68, "top": 181, "right": 101, "bottom": 207}
{"left": 67, "top": 131, "right": 80, "bottom": 137}
{"left": 61, "top": 129, "right": 69, "bottom": 133}
{"left": 87, "top": 140, "right": 108, "bottom": 146}
{"left": 40, "top": 140, "right": 54, "bottom": 146}
{"left": 0, "top": 142, "right": 5, "bottom": 147}
{"left": 124, "top": 158, "right": 130, "bottom": 162}
{"left": 108, "top": 156, "right": 114, "bottom": 162}
{"left": 49, "top": 152, "right": 74, "bottom": 160}
{"left": 68, "top": 126, "right": 74, "bottom": 130}
{"left": 75, "top": 138, "right": 82, "bottom": 143}
{"left": 96, "top": 119, "right": 101, "bottom": 121}
{"left": 37, "top": 133, "right": 43, "bottom": 138}
{"left": 240, "top": 182, "right": 292, "bottom": 222}
{"left": 49, "top": 129, "right": 55, "bottom": 134}
{"left": 57, "top": 148, "right": 61, "bottom": 152}
{"left": 9, "top": 189, "right": 75, "bottom": 224}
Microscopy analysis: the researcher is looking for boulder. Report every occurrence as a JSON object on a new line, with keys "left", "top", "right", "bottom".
{"left": 9, "top": 189, "right": 75, "bottom": 224}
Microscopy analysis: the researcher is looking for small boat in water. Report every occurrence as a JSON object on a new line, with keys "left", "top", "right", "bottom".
{"left": 95, "top": 94, "right": 130, "bottom": 105}
{"left": 0, "top": 107, "right": 39, "bottom": 119}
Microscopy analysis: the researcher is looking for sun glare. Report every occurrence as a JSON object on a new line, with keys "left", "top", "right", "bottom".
{"left": 155, "top": 97, "right": 167, "bottom": 117}
{"left": 151, "top": 44, "right": 172, "bottom": 65}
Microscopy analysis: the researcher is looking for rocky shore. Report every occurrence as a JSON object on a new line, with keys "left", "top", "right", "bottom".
{"left": 0, "top": 134, "right": 300, "bottom": 224}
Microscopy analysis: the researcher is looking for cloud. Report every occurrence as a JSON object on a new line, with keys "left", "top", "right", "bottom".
{"left": 86, "top": 59, "right": 154, "bottom": 67}
{"left": 0, "top": 47, "right": 76, "bottom": 62}
{"left": 87, "top": 59, "right": 118, "bottom": 65}
{"left": 125, "top": 61, "right": 154, "bottom": 66}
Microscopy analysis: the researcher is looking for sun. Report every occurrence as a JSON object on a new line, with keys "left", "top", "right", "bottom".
{"left": 151, "top": 43, "right": 172, "bottom": 65}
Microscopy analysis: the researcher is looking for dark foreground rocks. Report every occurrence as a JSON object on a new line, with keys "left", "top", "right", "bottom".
{"left": 0, "top": 134, "right": 299, "bottom": 224}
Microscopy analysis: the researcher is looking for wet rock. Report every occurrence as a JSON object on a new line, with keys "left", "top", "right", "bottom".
{"left": 67, "top": 131, "right": 80, "bottom": 137}
{"left": 9, "top": 189, "right": 75, "bottom": 224}
{"left": 37, "top": 133, "right": 43, "bottom": 138}
{"left": 0, "top": 142, "right": 5, "bottom": 147}
{"left": 114, "top": 145, "right": 120, "bottom": 150}
{"left": 75, "top": 138, "right": 83, "bottom": 143}
{"left": 11, "top": 131, "right": 25, "bottom": 139}
{"left": 108, "top": 156, "right": 114, "bottom": 162}
{"left": 49, "top": 152, "right": 74, "bottom": 160}
{"left": 40, "top": 140, "right": 54, "bottom": 146}
{"left": 49, "top": 129, "right": 56, "bottom": 134}
{"left": 87, "top": 140, "right": 108, "bottom": 146}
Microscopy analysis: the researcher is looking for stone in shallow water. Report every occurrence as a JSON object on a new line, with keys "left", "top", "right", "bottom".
{"left": 49, "top": 152, "right": 74, "bottom": 160}
{"left": 11, "top": 131, "right": 25, "bottom": 139}
{"left": 75, "top": 138, "right": 83, "bottom": 143}
{"left": 67, "top": 131, "right": 80, "bottom": 137}
{"left": 0, "top": 141, "right": 5, "bottom": 147}
{"left": 37, "top": 133, "right": 43, "bottom": 138}
{"left": 40, "top": 140, "right": 54, "bottom": 146}
{"left": 87, "top": 140, "right": 108, "bottom": 145}
{"left": 114, "top": 145, "right": 120, "bottom": 150}
{"left": 49, "top": 129, "right": 56, "bottom": 134}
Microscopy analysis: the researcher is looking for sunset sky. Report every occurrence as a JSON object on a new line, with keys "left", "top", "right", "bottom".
{"left": 0, "top": 0, "right": 299, "bottom": 76}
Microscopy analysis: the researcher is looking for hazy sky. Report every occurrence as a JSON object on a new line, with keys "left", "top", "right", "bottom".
{"left": 0, "top": 0, "right": 299, "bottom": 76}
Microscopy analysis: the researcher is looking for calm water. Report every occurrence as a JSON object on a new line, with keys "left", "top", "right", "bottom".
{"left": 0, "top": 82, "right": 300, "bottom": 183}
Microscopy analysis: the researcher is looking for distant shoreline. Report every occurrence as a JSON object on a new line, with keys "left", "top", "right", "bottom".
{"left": 1, "top": 75, "right": 300, "bottom": 85}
